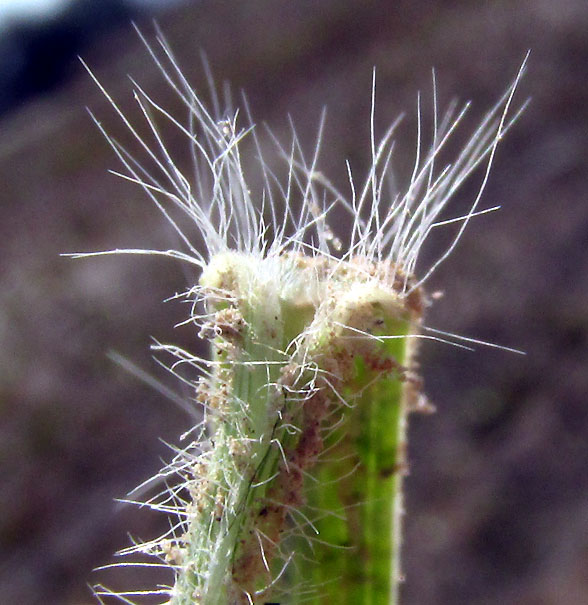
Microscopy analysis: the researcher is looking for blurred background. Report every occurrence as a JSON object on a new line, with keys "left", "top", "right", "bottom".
{"left": 0, "top": 1, "right": 587, "bottom": 603}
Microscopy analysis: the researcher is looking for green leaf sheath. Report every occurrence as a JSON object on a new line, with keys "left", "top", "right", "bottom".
{"left": 293, "top": 314, "right": 414, "bottom": 605}
{"left": 285, "top": 286, "right": 418, "bottom": 605}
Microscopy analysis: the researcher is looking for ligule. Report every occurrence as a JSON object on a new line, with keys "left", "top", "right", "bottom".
{"left": 84, "top": 32, "right": 525, "bottom": 602}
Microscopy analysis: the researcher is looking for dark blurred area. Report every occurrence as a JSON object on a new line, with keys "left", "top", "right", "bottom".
{"left": 0, "top": 0, "right": 175, "bottom": 114}
{"left": 0, "top": 1, "right": 587, "bottom": 603}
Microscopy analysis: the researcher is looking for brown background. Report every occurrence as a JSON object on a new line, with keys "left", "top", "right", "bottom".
{"left": 1, "top": 1, "right": 587, "bottom": 603}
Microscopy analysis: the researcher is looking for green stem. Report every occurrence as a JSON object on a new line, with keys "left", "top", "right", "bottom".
{"left": 173, "top": 253, "right": 422, "bottom": 604}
